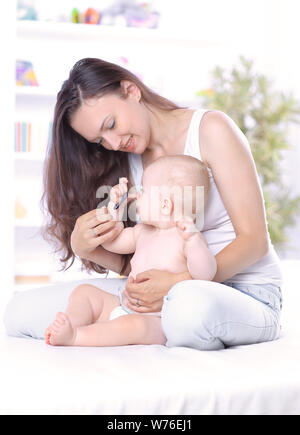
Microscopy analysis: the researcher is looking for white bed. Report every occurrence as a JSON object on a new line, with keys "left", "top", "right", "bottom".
{"left": 1, "top": 260, "right": 300, "bottom": 415}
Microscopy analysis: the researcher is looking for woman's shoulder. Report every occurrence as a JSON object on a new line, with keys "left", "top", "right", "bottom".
{"left": 200, "top": 110, "right": 234, "bottom": 135}
{"left": 199, "top": 110, "right": 248, "bottom": 166}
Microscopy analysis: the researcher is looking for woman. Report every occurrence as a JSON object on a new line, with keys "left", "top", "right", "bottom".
{"left": 5, "top": 58, "right": 282, "bottom": 350}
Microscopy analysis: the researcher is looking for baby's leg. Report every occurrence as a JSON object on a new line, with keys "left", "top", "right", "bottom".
{"left": 45, "top": 284, "right": 119, "bottom": 345}
{"left": 73, "top": 314, "right": 166, "bottom": 347}
{"left": 47, "top": 311, "right": 166, "bottom": 347}
{"left": 65, "top": 283, "right": 120, "bottom": 325}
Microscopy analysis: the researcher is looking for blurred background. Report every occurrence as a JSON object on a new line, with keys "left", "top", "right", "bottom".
{"left": 1, "top": 0, "right": 299, "bottom": 312}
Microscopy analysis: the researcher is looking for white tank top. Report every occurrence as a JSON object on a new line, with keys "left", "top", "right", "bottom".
{"left": 128, "top": 109, "right": 282, "bottom": 286}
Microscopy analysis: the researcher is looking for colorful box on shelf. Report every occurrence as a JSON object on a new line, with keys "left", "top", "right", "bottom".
{"left": 15, "top": 121, "right": 53, "bottom": 153}
{"left": 16, "top": 60, "right": 39, "bottom": 86}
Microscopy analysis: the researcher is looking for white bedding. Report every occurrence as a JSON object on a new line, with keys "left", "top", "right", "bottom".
{"left": 1, "top": 260, "right": 300, "bottom": 415}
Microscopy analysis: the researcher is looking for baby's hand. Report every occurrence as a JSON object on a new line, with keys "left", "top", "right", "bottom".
{"left": 175, "top": 217, "right": 199, "bottom": 241}
{"left": 107, "top": 177, "right": 128, "bottom": 221}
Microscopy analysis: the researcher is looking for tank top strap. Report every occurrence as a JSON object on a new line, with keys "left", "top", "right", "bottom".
{"left": 184, "top": 109, "right": 211, "bottom": 162}
{"left": 128, "top": 152, "right": 143, "bottom": 189}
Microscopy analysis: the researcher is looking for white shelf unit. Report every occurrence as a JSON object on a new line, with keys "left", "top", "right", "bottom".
{"left": 17, "top": 19, "right": 222, "bottom": 46}
{"left": 15, "top": 19, "right": 226, "bottom": 285}
{"left": 15, "top": 85, "right": 58, "bottom": 98}
{"left": 1, "top": 2, "right": 15, "bottom": 315}
{"left": 15, "top": 151, "right": 45, "bottom": 162}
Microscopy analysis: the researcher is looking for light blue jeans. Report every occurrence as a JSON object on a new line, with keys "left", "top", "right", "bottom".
{"left": 161, "top": 280, "right": 282, "bottom": 350}
{"left": 3, "top": 278, "right": 282, "bottom": 350}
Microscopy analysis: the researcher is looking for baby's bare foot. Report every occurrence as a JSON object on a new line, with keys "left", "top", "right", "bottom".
{"left": 45, "top": 312, "right": 76, "bottom": 346}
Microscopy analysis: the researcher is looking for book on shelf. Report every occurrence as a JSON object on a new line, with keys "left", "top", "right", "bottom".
{"left": 15, "top": 120, "right": 53, "bottom": 153}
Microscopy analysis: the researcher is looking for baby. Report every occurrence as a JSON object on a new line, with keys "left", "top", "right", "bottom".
{"left": 45, "top": 155, "right": 217, "bottom": 347}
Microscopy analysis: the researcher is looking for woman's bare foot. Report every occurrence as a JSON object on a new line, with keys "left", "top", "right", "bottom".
{"left": 45, "top": 312, "right": 76, "bottom": 346}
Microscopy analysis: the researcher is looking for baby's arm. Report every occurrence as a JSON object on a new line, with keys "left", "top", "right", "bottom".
{"left": 102, "top": 223, "right": 143, "bottom": 255}
{"left": 176, "top": 219, "right": 217, "bottom": 281}
{"left": 184, "top": 233, "right": 217, "bottom": 280}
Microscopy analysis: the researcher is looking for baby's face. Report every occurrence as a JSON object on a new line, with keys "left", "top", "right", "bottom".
{"left": 136, "top": 162, "right": 184, "bottom": 226}
{"left": 134, "top": 158, "right": 206, "bottom": 228}
{"left": 136, "top": 166, "right": 162, "bottom": 225}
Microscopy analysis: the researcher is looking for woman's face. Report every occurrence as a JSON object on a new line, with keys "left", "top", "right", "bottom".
{"left": 70, "top": 84, "right": 150, "bottom": 154}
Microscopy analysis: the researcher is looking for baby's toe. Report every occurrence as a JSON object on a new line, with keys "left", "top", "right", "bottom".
{"left": 45, "top": 328, "right": 51, "bottom": 344}
{"left": 56, "top": 312, "right": 67, "bottom": 324}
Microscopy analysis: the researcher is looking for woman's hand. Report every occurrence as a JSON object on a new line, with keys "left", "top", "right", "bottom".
{"left": 122, "top": 269, "right": 192, "bottom": 313}
{"left": 70, "top": 206, "right": 122, "bottom": 259}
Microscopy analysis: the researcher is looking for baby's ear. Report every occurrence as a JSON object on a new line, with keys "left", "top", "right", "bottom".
{"left": 160, "top": 197, "right": 173, "bottom": 216}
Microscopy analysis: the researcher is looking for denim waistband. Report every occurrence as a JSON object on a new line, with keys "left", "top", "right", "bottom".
{"left": 224, "top": 282, "right": 282, "bottom": 311}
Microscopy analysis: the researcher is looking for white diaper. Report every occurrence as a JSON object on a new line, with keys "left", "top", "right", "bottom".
{"left": 109, "top": 286, "right": 161, "bottom": 320}
{"left": 109, "top": 286, "right": 133, "bottom": 321}
{"left": 109, "top": 305, "right": 130, "bottom": 321}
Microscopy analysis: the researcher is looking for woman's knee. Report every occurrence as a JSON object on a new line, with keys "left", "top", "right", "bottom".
{"left": 161, "top": 281, "right": 224, "bottom": 350}
{"left": 3, "top": 284, "right": 75, "bottom": 339}
{"left": 4, "top": 292, "right": 27, "bottom": 338}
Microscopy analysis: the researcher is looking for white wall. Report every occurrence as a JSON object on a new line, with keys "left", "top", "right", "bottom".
{"left": 276, "top": 0, "right": 300, "bottom": 257}
{"left": 158, "top": 0, "right": 300, "bottom": 257}
{"left": 16, "top": 0, "right": 300, "bottom": 262}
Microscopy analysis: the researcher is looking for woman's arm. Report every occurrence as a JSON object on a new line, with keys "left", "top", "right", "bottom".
{"left": 83, "top": 245, "right": 128, "bottom": 275}
{"left": 199, "top": 111, "right": 269, "bottom": 283}
{"left": 85, "top": 224, "right": 143, "bottom": 273}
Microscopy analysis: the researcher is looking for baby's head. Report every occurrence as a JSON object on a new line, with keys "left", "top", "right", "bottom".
{"left": 136, "top": 155, "right": 210, "bottom": 229}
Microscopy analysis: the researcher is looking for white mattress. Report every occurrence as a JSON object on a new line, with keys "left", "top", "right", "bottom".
{"left": 1, "top": 260, "right": 300, "bottom": 415}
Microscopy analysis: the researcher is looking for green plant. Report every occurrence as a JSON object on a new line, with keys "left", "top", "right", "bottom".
{"left": 196, "top": 56, "right": 300, "bottom": 247}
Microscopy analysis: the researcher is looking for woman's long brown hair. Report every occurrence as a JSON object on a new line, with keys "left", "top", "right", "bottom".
{"left": 40, "top": 58, "right": 182, "bottom": 276}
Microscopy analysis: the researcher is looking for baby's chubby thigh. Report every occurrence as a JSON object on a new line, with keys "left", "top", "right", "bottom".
{"left": 68, "top": 283, "right": 120, "bottom": 322}
{"left": 96, "top": 289, "right": 121, "bottom": 322}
